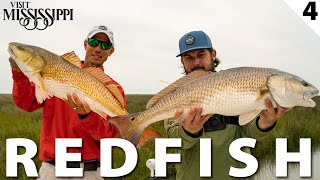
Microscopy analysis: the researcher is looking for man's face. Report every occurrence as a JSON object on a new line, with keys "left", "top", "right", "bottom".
{"left": 181, "top": 49, "right": 216, "bottom": 74}
{"left": 84, "top": 33, "right": 114, "bottom": 67}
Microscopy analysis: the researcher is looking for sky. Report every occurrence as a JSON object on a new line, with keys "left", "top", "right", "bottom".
{"left": 0, "top": 0, "right": 319, "bottom": 95}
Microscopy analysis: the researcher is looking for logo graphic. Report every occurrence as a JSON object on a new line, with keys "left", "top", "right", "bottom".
{"left": 3, "top": 2, "right": 74, "bottom": 30}
{"left": 185, "top": 35, "right": 195, "bottom": 45}
{"left": 98, "top": 26, "right": 108, "bottom": 30}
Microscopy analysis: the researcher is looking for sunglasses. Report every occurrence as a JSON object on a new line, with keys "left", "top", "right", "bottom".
{"left": 87, "top": 38, "right": 113, "bottom": 50}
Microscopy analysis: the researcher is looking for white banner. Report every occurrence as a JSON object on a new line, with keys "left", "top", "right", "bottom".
{"left": 283, "top": 0, "right": 320, "bottom": 37}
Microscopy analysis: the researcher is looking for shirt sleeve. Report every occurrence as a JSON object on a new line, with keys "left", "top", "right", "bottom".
{"left": 164, "top": 118, "right": 203, "bottom": 150}
{"left": 11, "top": 69, "right": 43, "bottom": 112}
{"left": 241, "top": 116, "right": 276, "bottom": 140}
{"left": 74, "top": 112, "right": 120, "bottom": 140}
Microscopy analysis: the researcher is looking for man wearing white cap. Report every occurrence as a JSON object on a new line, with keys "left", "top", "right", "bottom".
{"left": 164, "top": 30, "right": 290, "bottom": 180}
{"left": 9, "top": 25, "right": 124, "bottom": 179}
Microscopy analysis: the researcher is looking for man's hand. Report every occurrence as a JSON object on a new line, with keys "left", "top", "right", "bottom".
{"left": 9, "top": 57, "right": 21, "bottom": 72}
{"left": 65, "top": 93, "right": 91, "bottom": 116}
{"left": 174, "top": 107, "right": 212, "bottom": 135}
{"left": 258, "top": 98, "right": 291, "bottom": 130}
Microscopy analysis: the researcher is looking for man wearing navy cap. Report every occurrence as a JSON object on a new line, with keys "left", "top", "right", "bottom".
{"left": 176, "top": 30, "right": 220, "bottom": 73}
{"left": 164, "top": 30, "right": 289, "bottom": 180}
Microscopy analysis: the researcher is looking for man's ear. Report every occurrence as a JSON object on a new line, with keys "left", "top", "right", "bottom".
{"left": 109, "top": 47, "right": 115, "bottom": 56}
{"left": 84, "top": 40, "right": 87, "bottom": 50}
{"left": 211, "top": 49, "right": 217, "bottom": 59}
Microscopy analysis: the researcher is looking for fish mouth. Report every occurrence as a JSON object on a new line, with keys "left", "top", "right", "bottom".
{"left": 303, "top": 89, "right": 319, "bottom": 104}
{"left": 7, "top": 45, "right": 17, "bottom": 59}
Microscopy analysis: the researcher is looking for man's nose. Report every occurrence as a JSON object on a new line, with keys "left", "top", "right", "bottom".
{"left": 94, "top": 44, "right": 102, "bottom": 52}
{"left": 193, "top": 57, "right": 201, "bottom": 66}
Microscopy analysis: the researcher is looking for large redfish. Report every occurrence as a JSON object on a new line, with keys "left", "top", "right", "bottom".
{"left": 109, "top": 67, "right": 319, "bottom": 147}
{"left": 8, "top": 42, "right": 127, "bottom": 118}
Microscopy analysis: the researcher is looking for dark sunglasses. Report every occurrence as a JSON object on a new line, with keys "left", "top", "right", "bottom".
{"left": 87, "top": 38, "right": 113, "bottom": 50}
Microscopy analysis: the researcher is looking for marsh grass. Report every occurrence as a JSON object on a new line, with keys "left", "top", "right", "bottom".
{"left": 0, "top": 102, "right": 42, "bottom": 180}
{"left": 0, "top": 95, "right": 175, "bottom": 180}
{"left": 252, "top": 97, "right": 320, "bottom": 165}
{"left": 0, "top": 95, "right": 319, "bottom": 179}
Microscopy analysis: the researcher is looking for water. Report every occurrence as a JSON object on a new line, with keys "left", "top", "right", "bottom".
{"left": 255, "top": 150, "right": 320, "bottom": 180}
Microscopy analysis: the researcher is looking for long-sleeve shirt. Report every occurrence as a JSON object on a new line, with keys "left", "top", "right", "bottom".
{"left": 164, "top": 116, "right": 275, "bottom": 180}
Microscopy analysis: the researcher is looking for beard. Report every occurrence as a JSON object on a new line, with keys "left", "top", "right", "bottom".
{"left": 183, "top": 58, "right": 216, "bottom": 74}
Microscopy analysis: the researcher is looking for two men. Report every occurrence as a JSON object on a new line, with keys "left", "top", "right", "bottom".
{"left": 165, "top": 30, "right": 290, "bottom": 180}
{"left": 10, "top": 27, "right": 289, "bottom": 179}
{"left": 9, "top": 25, "right": 123, "bottom": 179}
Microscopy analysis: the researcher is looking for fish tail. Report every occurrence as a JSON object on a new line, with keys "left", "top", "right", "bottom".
{"left": 108, "top": 113, "right": 162, "bottom": 148}
{"left": 137, "top": 126, "right": 162, "bottom": 149}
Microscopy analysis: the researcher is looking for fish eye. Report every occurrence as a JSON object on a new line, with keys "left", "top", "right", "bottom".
{"left": 302, "top": 81, "right": 309, "bottom": 87}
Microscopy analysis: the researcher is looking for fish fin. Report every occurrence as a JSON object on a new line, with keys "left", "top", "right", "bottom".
{"left": 83, "top": 67, "right": 113, "bottom": 84}
{"left": 106, "top": 84, "right": 126, "bottom": 112}
{"left": 61, "top": 51, "right": 81, "bottom": 68}
{"left": 255, "top": 85, "right": 270, "bottom": 102}
{"left": 137, "top": 127, "right": 162, "bottom": 149}
{"left": 146, "top": 70, "right": 211, "bottom": 108}
{"left": 35, "top": 87, "right": 45, "bottom": 104}
{"left": 108, "top": 113, "right": 160, "bottom": 148}
{"left": 83, "top": 67, "right": 126, "bottom": 110}
{"left": 32, "top": 69, "right": 41, "bottom": 76}
{"left": 35, "top": 79, "right": 52, "bottom": 104}
{"left": 160, "top": 80, "right": 174, "bottom": 85}
{"left": 239, "top": 110, "right": 261, "bottom": 125}
{"left": 298, "top": 99, "right": 316, "bottom": 107}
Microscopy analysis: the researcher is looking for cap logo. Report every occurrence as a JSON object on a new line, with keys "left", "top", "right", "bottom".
{"left": 98, "top": 26, "right": 107, "bottom": 30}
{"left": 185, "top": 35, "right": 195, "bottom": 45}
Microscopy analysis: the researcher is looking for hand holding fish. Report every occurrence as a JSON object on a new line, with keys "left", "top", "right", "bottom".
{"left": 258, "top": 98, "right": 292, "bottom": 130}
{"left": 66, "top": 93, "right": 91, "bottom": 116}
{"left": 174, "top": 107, "right": 212, "bottom": 135}
{"left": 9, "top": 57, "right": 21, "bottom": 72}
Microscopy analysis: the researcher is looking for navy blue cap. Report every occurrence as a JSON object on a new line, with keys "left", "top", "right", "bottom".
{"left": 176, "top": 30, "right": 213, "bottom": 57}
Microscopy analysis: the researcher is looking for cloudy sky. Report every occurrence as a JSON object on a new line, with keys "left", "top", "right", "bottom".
{"left": 0, "top": 0, "right": 319, "bottom": 94}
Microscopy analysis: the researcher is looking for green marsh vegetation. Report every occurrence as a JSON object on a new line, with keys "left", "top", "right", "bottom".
{"left": 0, "top": 95, "right": 319, "bottom": 179}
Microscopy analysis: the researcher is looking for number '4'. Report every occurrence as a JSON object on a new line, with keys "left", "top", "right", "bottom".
{"left": 303, "top": 2, "right": 318, "bottom": 20}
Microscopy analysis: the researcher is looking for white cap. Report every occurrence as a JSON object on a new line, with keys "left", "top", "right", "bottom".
{"left": 87, "top": 25, "right": 114, "bottom": 45}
